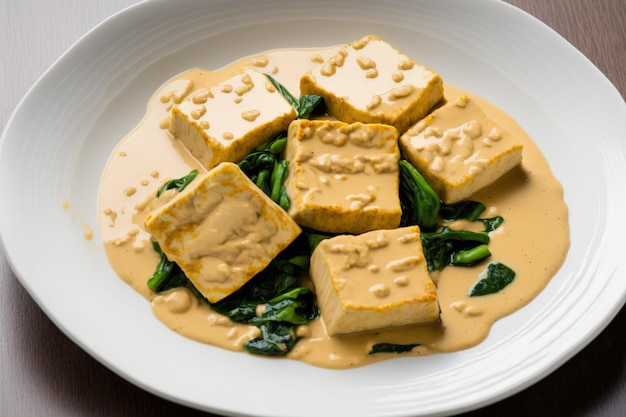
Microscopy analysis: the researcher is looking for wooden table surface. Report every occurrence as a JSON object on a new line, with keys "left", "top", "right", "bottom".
{"left": 1, "top": 0, "right": 625, "bottom": 416}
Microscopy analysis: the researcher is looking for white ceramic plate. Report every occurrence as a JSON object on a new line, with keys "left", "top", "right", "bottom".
{"left": 1, "top": 1, "right": 625, "bottom": 416}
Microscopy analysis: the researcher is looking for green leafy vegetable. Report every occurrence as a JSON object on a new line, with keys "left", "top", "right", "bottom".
{"left": 451, "top": 244, "right": 491, "bottom": 266}
{"left": 251, "top": 287, "right": 316, "bottom": 325}
{"left": 297, "top": 94, "right": 324, "bottom": 119}
{"left": 212, "top": 237, "right": 319, "bottom": 356}
{"left": 469, "top": 261, "right": 516, "bottom": 296}
{"left": 305, "top": 230, "right": 332, "bottom": 252}
{"left": 254, "top": 135, "right": 287, "bottom": 155}
{"left": 270, "top": 159, "right": 290, "bottom": 211}
{"left": 211, "top": 256, "right": 305, "bottom": 322}
{"left": 264, "top": 74, "right": 323, "bottom": 119}
{"left": 265, "top": 73, "right": 298, "bottom": 108}
{"left": 244, "top": 322, "right": 298, "bottom": 356}
{"left": 399, "top": 160, "right": 441, "bottom": 232}
{"left": 243, "top": 287, "right": 317, "bottom": 355}
{"left": 397, "top": 160, "right": 503, "bottom": 271}
{"left": 440, "top": 201, "right": 486, "bottom": 222}
{"left": 479, "top": 216, "right": 504, "bottom": 233}
{"left": 147, "top": 242, "right": 196, "bottom": 293}
{"left": 420, "top": 227, "right": 490, "bottom": 272}
{"left": 156, "top": 169, "right": 198, "bottom": 197}
{"left": 238, "top": 136, "right": 291, "bottom": 210}
{"left": 369, "top": 343, "right": 421, "bottom": 355}
{"left": 440, "top": 201, "right": 503, "bottom": 233}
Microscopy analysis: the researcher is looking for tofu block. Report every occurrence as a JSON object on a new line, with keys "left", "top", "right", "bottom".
{"left": 399, "top": 95, "right": 524, "bottom": 204}
{"left": 169, "top": 68, "right": 297, "bottom": 170}
{"left": 310, "top": 226, "right": 439, "bottom": 336}
{"left": 144, "top": 162, "right": 301, "bottom": 303}
{"left": 284, "top": 119, "right": 401, "bottom": 234}
{"left": 300, "top": 35, "right": 443, "bottom": 135}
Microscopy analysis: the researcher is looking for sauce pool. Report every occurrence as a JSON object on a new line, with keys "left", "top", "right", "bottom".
{"left": 97, "top": 46, "right": 569, "bottom": 369}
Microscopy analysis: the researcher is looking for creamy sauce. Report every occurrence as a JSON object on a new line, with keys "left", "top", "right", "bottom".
{"left": 98, "top": 46, "right": 569, "bottom": 369}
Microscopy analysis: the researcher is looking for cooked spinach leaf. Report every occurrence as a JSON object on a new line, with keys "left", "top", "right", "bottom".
{"left": 156, "top": 169, "right": 198, "bottom": 197}
{"left": 245, "top": 322, "right": 298, "bottom": 356}
{"left": 305, "top": 230, "right": 332, "bottom": 252}
{"left": 250, "top": 287, "right": 317, "bottom": 325}
{"left": 147, "top": 242, "right": 198, "bottom": 294}
{"left": 479, "top": 216, "right": 504, "bottom": 233}
{"left": 369, "top": 343, "right": 421, "bottom": 355}
{"left": 451, "top": 244, "right": 491, "bottom": 266}
{"left": 397, "top": 160, "right": 501, "bottom": 271}
{"left": 420, "top": 227, "right": 490, "bottom": 272}
{"left": 215, "top": 285, "right": 317, "bottom": 356}
{"left": 297, "top": 94, "right": 324, "bottom": 119}
{"left": 212, "top": 237, "right": 319, "bottom": 356}
{"left": 399, "top": 160, "right": 440, "bottom": 232}
{"left": 264, "top": 74, "right": 323, "bottom": 119}
{"left": 440, "top": 201, "right": 503, "bottom": 233}
{"left": 254, "top": 135, "right": 287, "bottom": 155}
{"left": 211, "top": 255, "right": 306, "bottom": 322}
{"left": 440, "top": 201, "right": 486, "bottom": 222}
{"left": 469, "top": 261, "right": 516, "bottom": 296}
{"left": 238, "top": 135, "right": 290, "bottom": 210}
{"left": 270, "top": 159, "right": 290, "bottom": 211}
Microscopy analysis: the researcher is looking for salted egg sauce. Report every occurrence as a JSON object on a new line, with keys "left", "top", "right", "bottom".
{"left": 98, "top": 47, "right": 569, "bottom": 369}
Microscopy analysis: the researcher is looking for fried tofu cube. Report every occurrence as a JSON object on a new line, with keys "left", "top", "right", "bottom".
{"left": 284, "top": 119, "right": 401, "bottom": 234}
{"left": 300, "top": 35, "right": 443, "bottom": 135}
{"left": 310, "top": 226, "right": 439, "bottom": 336}
{"left": 169, "top": 68, "right": 296, "bottom": 170}
{"left": 399, "top": 96, "right": 524, "bottom": 204}
{"left": 144, "top": 162, "right": 301, "bottom": 303}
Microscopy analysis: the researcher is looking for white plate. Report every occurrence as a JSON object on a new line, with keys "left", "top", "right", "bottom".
{"left": 1, "top": 1, "right": 625, "bottom": 416}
